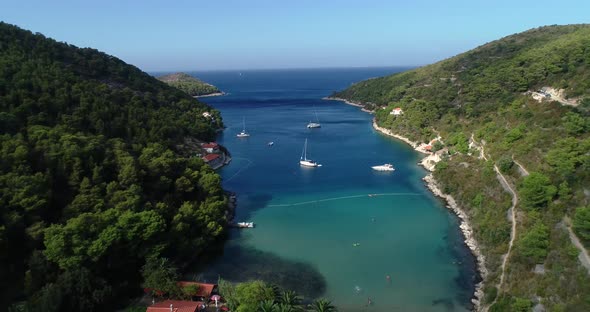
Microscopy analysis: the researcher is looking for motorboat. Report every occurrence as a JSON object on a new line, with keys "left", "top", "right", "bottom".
{"left": 371, "top": 163, "right": 395, "bottom": 171}
{"left": 236, "top": 222, "right": 254, "bottom": 228}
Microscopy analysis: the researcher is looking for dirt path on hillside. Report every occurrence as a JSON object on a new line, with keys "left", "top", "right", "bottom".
{"left": 564, "top": 217, "right": 590, "bottom": 274}
{"left": 493, "top": 164, "right": 518, "bottom": 290}
{"left": 512, "top": 157, "right": 530, "bottom": 177}
{"left": 480, "top": 145, "right": 519, "bottom": 312}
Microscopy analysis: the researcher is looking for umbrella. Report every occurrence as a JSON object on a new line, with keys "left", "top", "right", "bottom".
{"left": 211, "top": 294, "right": 222, "bottom": 307}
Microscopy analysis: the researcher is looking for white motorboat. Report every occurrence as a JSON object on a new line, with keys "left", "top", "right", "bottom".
{"left": 299, "top": 138, "right": 321, "bottom": 167}
{"left": 372, "top": 163, "right": 395, "bottom": 171}
{"left": 236, "top": 222, "right": 254, "bottom": 228}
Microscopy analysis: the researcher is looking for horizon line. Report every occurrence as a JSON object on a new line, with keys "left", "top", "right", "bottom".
{"left": 146, "top": 64, "right": 422, "bottom": 74}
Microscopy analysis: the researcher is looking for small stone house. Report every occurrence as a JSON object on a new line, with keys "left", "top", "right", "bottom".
{"left": 390, "top": 107, "right": 403, "bottom": 115}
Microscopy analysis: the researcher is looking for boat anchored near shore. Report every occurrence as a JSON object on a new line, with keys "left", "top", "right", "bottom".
{"left": 372, "top": 163, "right": 395, "bottom": 171}
{"left": 231, "top": 222, "right": 254, "bottom": 228}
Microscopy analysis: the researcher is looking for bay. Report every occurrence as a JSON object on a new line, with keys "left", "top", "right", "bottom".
{"left": 191, "top": 68, "right": 477, "bottom": 312}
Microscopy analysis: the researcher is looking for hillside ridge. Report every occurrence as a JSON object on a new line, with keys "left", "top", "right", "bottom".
{"left": 0, "top": 22, "right": 228, "bottom": 311}
{"left": 333, "top": 24, "right": 590, "bottom": 311}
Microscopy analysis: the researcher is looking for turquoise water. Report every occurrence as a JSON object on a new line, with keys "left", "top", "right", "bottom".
{"left": 192, "top": 68, "right": 477, "bottom": 312}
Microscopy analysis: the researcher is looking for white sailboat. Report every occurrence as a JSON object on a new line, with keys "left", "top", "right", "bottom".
{"left": 299, "top": 138, "right": 321, "bottom": 167}
{"left": 307, "top": 106, "right": 321, "bottom": 128}
{"left": 236, "top": 117, "right": 250, "bottom": 137}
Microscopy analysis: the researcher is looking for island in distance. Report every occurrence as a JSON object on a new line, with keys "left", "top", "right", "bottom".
{"left": 158, "top": 72, "right": 224, "bottom": 97}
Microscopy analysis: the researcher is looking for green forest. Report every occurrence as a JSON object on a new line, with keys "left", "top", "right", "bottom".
{"left": 0, "top": 22, "right": 227, "bottom": 311}
{"left": 158, "top": 72, "right": 222, "bottom": 97}
{"left": 333, "top": 24, "right": 590, "bottom": 311}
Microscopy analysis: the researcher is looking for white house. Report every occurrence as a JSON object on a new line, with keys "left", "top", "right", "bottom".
{"left": 390, "top": 107, "right": 403, "bottom": 115}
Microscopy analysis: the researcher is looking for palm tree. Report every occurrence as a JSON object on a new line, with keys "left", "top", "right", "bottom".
{"left": 277, "top": 303, "right": 297, "bottom": 312}
{"left": 310, "top": 298, "right": 337, "bottom": 312}
{"left": 258, "top": 299, "right": 278, "bottom": 312}
{"left": 279, "top": 290, "right": 302, "bottom": 306}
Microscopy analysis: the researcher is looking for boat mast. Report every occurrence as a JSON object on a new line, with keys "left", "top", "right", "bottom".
{"left": 301, "top": 139, "right": 307, "bottom": 160}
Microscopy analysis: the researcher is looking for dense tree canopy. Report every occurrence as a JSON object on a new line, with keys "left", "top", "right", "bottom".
{"left": 573, "top": 206, "right": 590, "bottom": 242}
{"left": 0, "top": 22, "right": 227, "bottom": 310}
{"left": 518, "top": 172, "right": 557, "bottom": 210}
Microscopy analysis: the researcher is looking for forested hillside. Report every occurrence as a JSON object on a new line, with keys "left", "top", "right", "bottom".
{"left": 158, "top": 72, "right": 222, "bottom": 97}
{"left": 0, "top": 22, "right": 227, "bottom": 311}
{"left": 333, "top": 24, "right": 590, "bottom": 311}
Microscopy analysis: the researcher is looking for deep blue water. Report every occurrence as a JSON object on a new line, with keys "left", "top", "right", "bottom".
{"left": 178, "top": 68, "right": 477, "bottom": 312}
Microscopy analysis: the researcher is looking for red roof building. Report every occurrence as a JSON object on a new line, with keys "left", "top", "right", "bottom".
{"left": 202, "top": 142, "right": 220, "bottom": 153}
{"left": 202, "top": 154, "right": 220, "bottom": 163}
{"left": 146, "top": 300, "right": 203, "bottom": 312}
{"left": 177, "top": 281, "right": 218, "bottom": 298}
{"left": 202, "top": 143, "right": 219, "bottom": 149}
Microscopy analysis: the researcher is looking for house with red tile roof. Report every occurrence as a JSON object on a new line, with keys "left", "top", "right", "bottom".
{"left": 202, "top": 153, "right": 220, "bottom": 163}
{"left": 202, "top": 142, "right": 219, "bottom": 153}
{"left": 177, "top": 281, "right": 218, "bottom": 301}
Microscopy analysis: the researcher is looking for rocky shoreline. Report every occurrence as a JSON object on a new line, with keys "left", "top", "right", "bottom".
{"left": 373, "top": 120, "right": 487, "bottom": 311}
{"left": 423, "top": 174, "right": 487, "bottom": 311}
{"left": 322, "top": 96, "right": 364, "bottom": 108}
{"left": 372, "top": 120, "right": 420, "bottom": 149}
{"left": 331, "top": 95, "right": 487, "bottom": 311}
{"left": 194, "top": 91, "right": 226, "bottom": 98}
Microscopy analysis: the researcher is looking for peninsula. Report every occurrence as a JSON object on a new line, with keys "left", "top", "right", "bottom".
{"left": 331, "top": 24, "right": 590, "bottom": 311}
{"left": 158, "top": 72, "right": 224, "bottom": 97}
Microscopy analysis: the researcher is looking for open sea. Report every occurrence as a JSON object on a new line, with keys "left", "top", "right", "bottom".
{"left": 183, "top": 68, "right": 478, "bottom": 312}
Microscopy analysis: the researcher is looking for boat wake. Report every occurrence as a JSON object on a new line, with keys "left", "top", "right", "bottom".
{"left": 225, "top": 157, "right": 253, "bottom": 182}
{"left": 267, "top": 192, "right": 423, "bottom": 207}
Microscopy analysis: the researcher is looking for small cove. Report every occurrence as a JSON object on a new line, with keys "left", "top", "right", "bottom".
{"left": 192, "top": 68, "right": 478, "bottom": 312}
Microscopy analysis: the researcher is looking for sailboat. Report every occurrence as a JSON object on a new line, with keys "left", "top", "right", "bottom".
{"left": 299, "top": 138, "right": 321, "bottom": 167}
{"left": 307, "top": 106, "right": 321, "bottom": 128}
{"left": 236, "top": 117, "right": 250, "bottom": 138}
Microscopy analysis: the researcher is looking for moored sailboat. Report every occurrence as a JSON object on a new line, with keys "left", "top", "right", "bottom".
{"left": 236, "top": 117, "right": 250, "bottom": 137}
{"left": 307, "top": 106, "right": 321, "bottom": 128}
{"left": 299, "top": 138, "right": 321, "bottom": 167}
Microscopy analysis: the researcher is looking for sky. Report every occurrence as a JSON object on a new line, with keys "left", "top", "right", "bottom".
{"left": 1, "top": 0, "right": 589, "bottom": 71}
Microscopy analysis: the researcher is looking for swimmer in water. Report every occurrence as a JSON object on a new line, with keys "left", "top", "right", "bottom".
{"left": 386, "top": 275, "right": 391, "bottom": 284}
{"left": 367, "top": 297, "right": 372, "bottom": 306}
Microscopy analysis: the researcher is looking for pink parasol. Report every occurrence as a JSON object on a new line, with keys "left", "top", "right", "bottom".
{"left": 211, "top": 294, "right": 222, "bottom": 307}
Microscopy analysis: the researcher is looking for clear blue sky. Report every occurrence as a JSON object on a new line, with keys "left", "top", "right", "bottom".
{"left": 1, "top": 0, "right": 589, "bottom": 71}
